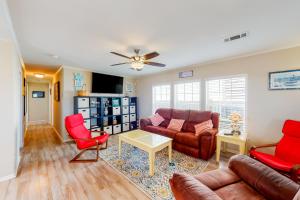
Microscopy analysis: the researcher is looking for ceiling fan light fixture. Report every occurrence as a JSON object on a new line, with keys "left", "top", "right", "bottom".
{"left": 131, "top": 60, "right": 144, "bottom": 70}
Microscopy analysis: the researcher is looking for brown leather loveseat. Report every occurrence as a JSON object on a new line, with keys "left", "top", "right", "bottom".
{"left": 140, "top": 108, "right": 219, "bottom": 160}
{"left": 170, "top": 155, "right": 300, "bottom": 200}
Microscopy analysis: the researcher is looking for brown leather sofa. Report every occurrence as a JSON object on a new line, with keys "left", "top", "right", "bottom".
{"left": 170, "top": 155, "right": 300, "bottom": 200}
{"left": 140, "top": 108, "right": 219, "bottom": 160}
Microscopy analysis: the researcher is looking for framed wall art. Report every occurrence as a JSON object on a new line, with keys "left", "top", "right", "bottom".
{"left": 269, "top": 69, "right": 300, "bottom": 90}
{"left": 54, "top": 81, "right": 60, "bottom": 101}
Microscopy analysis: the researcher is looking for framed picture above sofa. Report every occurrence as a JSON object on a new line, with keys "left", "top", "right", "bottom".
{"left": 269, "top": 69, "right": 300, "bottom": 90}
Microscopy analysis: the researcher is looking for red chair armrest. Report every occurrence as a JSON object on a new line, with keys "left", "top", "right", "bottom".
{"left": 250, "top": 143, "right": 278, "bottom": 151}
{"left": 90, "top": 130, "right": 107, "bottom": 136}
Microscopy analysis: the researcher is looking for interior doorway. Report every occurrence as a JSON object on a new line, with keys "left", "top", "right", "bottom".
{"left": 27, "top": 82, "right": 50, "bottom": 124}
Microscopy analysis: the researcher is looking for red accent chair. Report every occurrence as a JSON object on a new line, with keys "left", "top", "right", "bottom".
{"left": 65, "top": 114, "right": 109, "bottom": 163}
{"left": 250, "top": 119, "right": 300, "bottom": 182}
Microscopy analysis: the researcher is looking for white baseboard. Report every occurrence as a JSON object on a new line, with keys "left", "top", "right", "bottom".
{"left": 52, "top": 126, "right": 64, "bottom": 142}
{"left": 28, "top": 120, "right": 48, "bottom": 125}
{"left": 0, "top": 173, "right": 16, "bottom": 182}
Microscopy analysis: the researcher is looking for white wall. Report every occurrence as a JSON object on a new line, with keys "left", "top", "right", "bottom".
{"left": 136, "top": 46, "right": 300, "bottom": 148}
{"left": 0, "top": 0, "right": 24, "bottom": 181}
{"left": 0, "top": 40, "right": 22, "bottom": 180}
{"left": 28, "top": 82, "right": 49, "bottom": 123}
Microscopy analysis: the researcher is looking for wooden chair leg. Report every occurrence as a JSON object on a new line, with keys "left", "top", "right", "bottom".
{"left": 70, "top": 145, "right": 99, "bottom": 163}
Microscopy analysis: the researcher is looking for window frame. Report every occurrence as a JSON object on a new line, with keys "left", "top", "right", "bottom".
{"left": 205, "top": 74, "right": 248, "bottom": 131}
{"left": 173, "top": 80, "right": 201, "bottom": 110}
{"left": 152, "top": 83, "right": 171, "bottom": 114}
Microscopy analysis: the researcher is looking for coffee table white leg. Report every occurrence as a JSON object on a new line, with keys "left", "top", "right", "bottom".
{"left": 118, "top": 138, "right": 122, "bottom": 158}
{"left": 149, "top": 151, "right": 155, "bottom": 176}
{"left": 168, "top": 142, "right": 172, "bottom": 163}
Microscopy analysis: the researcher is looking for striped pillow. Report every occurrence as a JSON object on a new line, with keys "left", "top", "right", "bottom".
{"left": 167, "top": 119, "right": 185, "bottom": 132}
{"left": 194, "top": 120, "right": 213, "bottom": 136}
{"left": 150, "top": 113, "right": 165, "bottom": 126}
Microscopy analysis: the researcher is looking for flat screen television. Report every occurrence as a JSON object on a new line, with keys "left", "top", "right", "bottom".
{"left": 91, "top": 72, "right": 124, "bottom": 94}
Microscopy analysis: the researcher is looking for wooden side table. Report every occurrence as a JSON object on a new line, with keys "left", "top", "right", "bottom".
{"left": 216, "top": 130, "right": 247, "bottom": 162}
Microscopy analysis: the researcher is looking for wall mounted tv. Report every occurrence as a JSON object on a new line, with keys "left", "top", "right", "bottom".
{"left": 91, "top": 72, "right": 124, "bottom": 94}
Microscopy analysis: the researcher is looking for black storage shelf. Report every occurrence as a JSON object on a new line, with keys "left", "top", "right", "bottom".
{"left": 74, "top": 96, "right": 138, "bottom": 135}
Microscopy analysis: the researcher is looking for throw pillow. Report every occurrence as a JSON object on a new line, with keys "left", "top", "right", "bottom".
{"left": 194, "top": 120, "right": 213, "bottom": 136}
{"left": 150, "top": 113, "right": 165, "bottom": 126}
{"left": 167, "top": 119, "right": 185, "bottom": 131}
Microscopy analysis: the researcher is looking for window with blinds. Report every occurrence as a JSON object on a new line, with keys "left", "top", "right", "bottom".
{"left": 152, "top": 84, "right": 171, "bottom": 114}
{"left": 174, "top": 81, "right": 201, "bottom": 110}
{"left": 206, "top": 76, "right": 247, "bottom": 131}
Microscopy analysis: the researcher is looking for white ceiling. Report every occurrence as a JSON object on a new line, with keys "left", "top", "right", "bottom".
{"left": 6, "top": 0, "right": 300, "bottom": 77}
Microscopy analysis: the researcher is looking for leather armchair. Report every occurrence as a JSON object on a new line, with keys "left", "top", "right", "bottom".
{"left": 170, "top": 155, "right": 300, "bottom": 200}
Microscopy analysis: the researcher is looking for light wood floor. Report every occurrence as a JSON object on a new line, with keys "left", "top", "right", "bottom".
{"left": 0, "top": 124, "right": 230, "bottom": 200}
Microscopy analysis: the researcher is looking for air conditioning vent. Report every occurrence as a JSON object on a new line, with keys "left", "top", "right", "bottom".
{"left": 224, "top": 32, "right": 248, "bottom": 42}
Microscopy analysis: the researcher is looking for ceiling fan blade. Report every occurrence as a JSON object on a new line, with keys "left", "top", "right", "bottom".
{"left": 110, "top": 52, "right": 131, "bottom": 59}
{"left": 110, "top": 62, "right": 131, "bottom": 66}
{"left": 143, "top": 52, "right": 159, "bottom": 60}
{"left": 144, "top": 61, "right": 166, "bottom": 67}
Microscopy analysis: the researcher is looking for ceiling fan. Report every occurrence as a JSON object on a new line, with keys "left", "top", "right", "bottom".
{"left": 110, "top": 49, "right": 166, "bottom": 71}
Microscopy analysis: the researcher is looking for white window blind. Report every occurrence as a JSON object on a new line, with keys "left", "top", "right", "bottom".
{"left": 206, "top": 76, "right": 247, "bottom": 131}
{"left": 152, "top": 84, "right": 171, "bottom": 114}
{"left": 174, "top": 81, "right": 201, "bottom": 110}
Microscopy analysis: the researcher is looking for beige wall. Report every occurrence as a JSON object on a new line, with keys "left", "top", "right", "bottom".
{"left": 52, "top": 68, "right": 64, "bottom": 141}
{"left": 0, "top": 40, "right": 22, "bottom": 179}
{"left": 136, "top": 46, "right": 300, "bottom": 148}
{"left": 28, "top": 82, "right": 49, "bottom": 123}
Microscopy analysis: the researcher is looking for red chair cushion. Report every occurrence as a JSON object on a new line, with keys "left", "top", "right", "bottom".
{"left": 77, "top": 134, "right": 109, "bottom": 149}
{"left": 250, "top": 150, "right": 295, "bottom": 172}
{"left": 282, "top": 120, "right": 300, "bottom": 138}
{"left": 65, "top": 114, "right": 109, "bottom": 149}
{"left": 276, "top": 120, "right": 300, "bottom": 164}
{"left": 65, "top": 114, "right": 91, "bottom": 139}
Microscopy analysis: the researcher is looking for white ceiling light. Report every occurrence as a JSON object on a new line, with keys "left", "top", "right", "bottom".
{"left": 130, "top": 56, "right": 145, "bottom": 71}
{"left": 34, "top": 73, "right": 45, "bottom": 78}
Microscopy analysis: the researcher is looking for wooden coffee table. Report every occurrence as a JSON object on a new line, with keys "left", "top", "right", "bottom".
{"left": 118, "top": 129, "right": 173, "bottom": 176}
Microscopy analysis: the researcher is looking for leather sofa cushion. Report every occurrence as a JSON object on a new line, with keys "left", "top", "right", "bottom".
{"left": 183, "top": 111, "right": 212, "bottom": 132}
{"left": 194, "top": 168, "right": 240, "bottom": 190}
{"left": 143, "top": 125, "right": 177, "bottom": 138}
{"left": 175, "top": 132, "right": 199, "bottom": 148}
{"left": 170, "top": 173, "right": 223, "bottom": 200}
{"left": 215, "top": 181, "right": 266, "bottom": 200}
{"left": 156, "top": 108, "right": 172, "bottom": 128}
{"left": 229, "top": 155, "right": 300, "bottom": 200}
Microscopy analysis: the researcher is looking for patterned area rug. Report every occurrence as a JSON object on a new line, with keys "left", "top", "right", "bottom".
{"left": 99, "top": 142, "right": 208, "bottom": 200}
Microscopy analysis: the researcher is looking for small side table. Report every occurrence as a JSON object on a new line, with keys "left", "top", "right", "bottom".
{"left": 216, "top": 130, "right": 247, "bottom": 162}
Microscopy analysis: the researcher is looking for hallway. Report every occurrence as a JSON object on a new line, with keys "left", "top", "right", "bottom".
{"left": 0, "top": 125, "right": 149, "bottom": 200}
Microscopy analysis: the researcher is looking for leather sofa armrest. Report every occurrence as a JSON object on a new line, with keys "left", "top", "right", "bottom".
{"left": 229, "top": 155, "right": 299, "bottom": 200}
{"left": 197, "top": 128, "right": 218, "bottom": 160}
{"left": 169, "top": 173, "right": 222, "bottom": 200}
{"left": 200, "top": 128, "right": 218, "bottom": 136}
{"left": 140, "top": 118, "right": 152, "bottom": 129}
